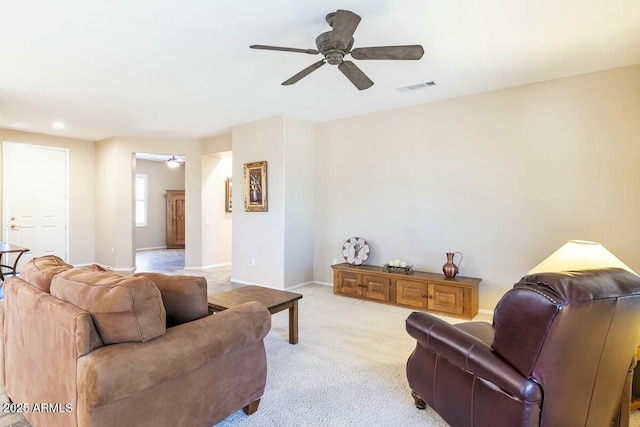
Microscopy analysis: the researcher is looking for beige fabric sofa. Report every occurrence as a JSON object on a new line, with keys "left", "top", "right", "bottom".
{"left": 0, "top": 256, "right": 271, "bottom": 427}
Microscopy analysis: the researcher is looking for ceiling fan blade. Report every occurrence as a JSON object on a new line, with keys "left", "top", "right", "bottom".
{"left": 351, "top": 45, "right": 425, "bottom": 60}
{"left": 329, "top": 9, "right": 361, "bottom": 51}
{"left": 250, "top": 45, "right": 320, "bottom": 55}
{"left": 338, "top": 61, "right": 373, "bottom": 90}
{"left": 282, "top": 60, "right": 326, "bottom": 86}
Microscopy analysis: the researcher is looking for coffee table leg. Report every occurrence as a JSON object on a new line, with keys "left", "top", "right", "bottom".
{"left": 289, "top": 300, "right": 299, "bottom": 344}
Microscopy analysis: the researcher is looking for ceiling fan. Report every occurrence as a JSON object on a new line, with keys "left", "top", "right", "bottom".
{"left": 250, "top": 9, "right": 424, "bottom": 90}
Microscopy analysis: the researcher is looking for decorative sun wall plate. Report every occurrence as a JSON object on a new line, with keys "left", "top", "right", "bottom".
{"left": 342, "top": 237, "right": 370, "bottom": 266}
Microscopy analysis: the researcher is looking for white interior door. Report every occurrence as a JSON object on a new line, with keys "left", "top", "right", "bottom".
{"left": 2, "top": 142, "right": 68, "bottom": 270}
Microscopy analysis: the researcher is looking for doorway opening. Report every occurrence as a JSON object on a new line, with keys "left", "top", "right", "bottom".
{"left": 134, "top": 153, "right": 185, "bottom": 271}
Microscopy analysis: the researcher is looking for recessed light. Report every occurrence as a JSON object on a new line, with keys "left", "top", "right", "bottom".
{"left": 51, "top": 121, "right": 65, "bottom": 129}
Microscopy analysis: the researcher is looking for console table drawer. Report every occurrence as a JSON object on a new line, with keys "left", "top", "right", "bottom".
{"left": 428, "top": 283, "right": 464, "bottom": 316}
{"left": 396, "top": 280, "right": 428, "bottom": 309}
{"left": 335, "top": 270, "right": 362, "bottom": 297}
{"left": 363, "top": 274, "right": 391, "bottom": 301}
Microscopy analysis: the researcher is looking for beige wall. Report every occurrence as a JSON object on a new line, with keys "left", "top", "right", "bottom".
{"left": 201, "top": 133, "right": 233, "bottom": 267}
{"left": 134, "top": 159, "right": 185, "bottom": 250}
{"left": 95, "top": 137, "right": 202, "bottom": 270}
{"left": 201, "top": 153, "right": 232, "bottom": 267}
{"left": 202, "top": 132, "right": 232, "bottom": 153}
{"left": 2, "top": 64, "right": 638, "bottom": 311}
{"left": 0, "top": 129, "right": 95, "bottom": 265}
{"left": 95, "top": 137, "right": 118, "bottom": 266}
{"left": 232, "top": 116, "right": 286, "bottom": 286}
{"left": 313, "top": 64, "right": 640, "bottom": 310}
{"left": 283, "top": 116, "right": 314, "bottom": 287}
{"left": 231, "top": 116, "right": 315, "bottom": 288}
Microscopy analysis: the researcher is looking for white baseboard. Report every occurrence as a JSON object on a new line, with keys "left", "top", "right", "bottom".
{"left": 136, "top": 246, "right": 167, "bottom": 252}
{"left": 230, "top": 278, "right": 261, "bottom": 286}
{"left": 285, "top": 281, "right": 315, "bottom": 290}
{"left": 230, "top": 279, "right": 319, "bottom": 290}
{"left": 186, "top": 262, "right": 231, "bottom": 270}
{"left": 314, "top": 281, "right": 333, "bottom": 287}
{"left": 478, "top": 308, "right": 495, "bottom": 316}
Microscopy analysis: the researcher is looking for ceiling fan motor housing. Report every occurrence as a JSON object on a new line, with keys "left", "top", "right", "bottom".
{"left": 315, "top": 31, "right": 353, "bottom": 65}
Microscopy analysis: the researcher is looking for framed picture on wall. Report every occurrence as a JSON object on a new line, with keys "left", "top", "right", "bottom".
{"left": 243, "top": 161, "right": 267, "bottom": 212}
{"left": 225, "top": 177, "right": 232, "bottom": 212}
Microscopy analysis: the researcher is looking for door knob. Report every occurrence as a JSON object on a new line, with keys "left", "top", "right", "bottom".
{"left": 10, "top": 223, "right": 20, "bottom": 230}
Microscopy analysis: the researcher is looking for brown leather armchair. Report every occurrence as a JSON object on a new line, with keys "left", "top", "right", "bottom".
{"left": 406, "top": 268, "right": 640, "bottom": 427}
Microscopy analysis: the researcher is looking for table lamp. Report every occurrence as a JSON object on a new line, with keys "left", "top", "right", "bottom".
{"left": 529, "top": 240, "right": 637, "bottom": 275}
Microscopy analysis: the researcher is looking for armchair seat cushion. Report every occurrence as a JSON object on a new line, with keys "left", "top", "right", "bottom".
{"left": 50, "top": 268, "right": 166, "bottom": 344}
{"left": 78, "top": 301, "right": 271, "bottom": 407}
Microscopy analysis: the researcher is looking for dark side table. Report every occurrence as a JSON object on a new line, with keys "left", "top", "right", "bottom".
{"left": 0, "top": 242, "right": 29, "bottom": 281}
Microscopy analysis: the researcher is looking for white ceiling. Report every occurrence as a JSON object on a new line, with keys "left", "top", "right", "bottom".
{"left": 1, "top": 0, "right": 639, "bottom": 142}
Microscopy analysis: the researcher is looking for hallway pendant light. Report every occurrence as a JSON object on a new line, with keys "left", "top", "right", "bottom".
{"left": 166, "top": 156, "right": 184, "bottom": 168}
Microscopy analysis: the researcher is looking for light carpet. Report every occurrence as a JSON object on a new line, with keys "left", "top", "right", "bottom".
{"left": 216, "top": 284, "right": 640, "bottom": 427}
{"left": 216, "top": 284, "right": 455, "bottom": 427}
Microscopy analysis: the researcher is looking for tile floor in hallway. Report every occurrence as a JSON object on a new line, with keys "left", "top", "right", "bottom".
{"left": 135, "top": 248, "right": 244, "bottom": 296}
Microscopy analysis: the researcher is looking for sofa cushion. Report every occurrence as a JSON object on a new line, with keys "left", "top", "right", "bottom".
{"left": 134, "top": 272, "right": 208, "bottom": 326}
{"left": 19, "top": 255, "right": 73, "bottom": 292}
{"left": 50, "top": 268, "right": 166, "bottom": 344}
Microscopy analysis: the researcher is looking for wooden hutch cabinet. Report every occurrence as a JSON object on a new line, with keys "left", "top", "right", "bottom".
{"left": 332, "top": 263, "right": 480, "bottom": 320}
{"left": 165, "top": 190, "right": 185, "bottom": 249}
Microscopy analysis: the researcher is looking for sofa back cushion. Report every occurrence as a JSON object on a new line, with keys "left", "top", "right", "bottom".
{"left": 50, "top": 268, "right": 166, "bottom": 344}
{"left": 134, "top": 272, "right": 208, "bottom": 325}
{"left": 19, "top": 255, "right": 73, "bottom": 292}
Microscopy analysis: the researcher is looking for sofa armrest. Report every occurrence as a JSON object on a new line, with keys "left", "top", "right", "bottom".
{"left": 78, "top": 301, "right": 271, "bottom": 407}
{"left": 134, "top": 272, "right": 209, "bottom": 324}
{"left": 3, "top": 277, "right": 104, "bottom": 427}
{"left": 406, "top": 312, "right": 541, "bottom": 402}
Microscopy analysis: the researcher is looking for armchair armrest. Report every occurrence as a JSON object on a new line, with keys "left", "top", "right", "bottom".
{"left": 406, "top": 312, "right": 541, "bottom": 402}
{"left": 78, "top": 301, "right": 271, "bottom": 407}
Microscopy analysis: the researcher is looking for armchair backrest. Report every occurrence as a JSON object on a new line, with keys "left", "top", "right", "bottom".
{"left": 492, "top": 268, "right": 640, "bottom": 426}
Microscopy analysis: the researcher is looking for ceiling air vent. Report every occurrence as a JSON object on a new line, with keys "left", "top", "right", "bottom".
{"left": 395, "top": 81, "right": 437, "bottom": 93}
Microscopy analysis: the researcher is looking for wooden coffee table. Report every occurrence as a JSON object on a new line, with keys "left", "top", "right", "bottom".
{"left": 207, "top": 285, "right": 303, "bottom": 344}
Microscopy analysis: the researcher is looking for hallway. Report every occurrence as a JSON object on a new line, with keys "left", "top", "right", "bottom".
{"left": 135, "top": 248, "right": 239, "bottom": 295}
{"left": 135, "top": 248, "right": 186, "bottom": 273}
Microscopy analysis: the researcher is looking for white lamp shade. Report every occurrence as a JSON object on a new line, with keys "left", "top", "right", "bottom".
{"left": 529, "top": 240, "right": 637, "bottom": 275}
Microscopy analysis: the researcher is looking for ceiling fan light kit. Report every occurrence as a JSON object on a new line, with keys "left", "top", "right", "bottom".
{"left": 250, "top": 9, "right": 424, "bottom": 90}
{"left": 166, "top": 156, "right": 185, "bottom": 168}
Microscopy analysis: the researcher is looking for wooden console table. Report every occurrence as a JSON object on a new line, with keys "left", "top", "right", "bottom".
{"left": 332, "top": 263, "right": 480, "bottom": 320}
